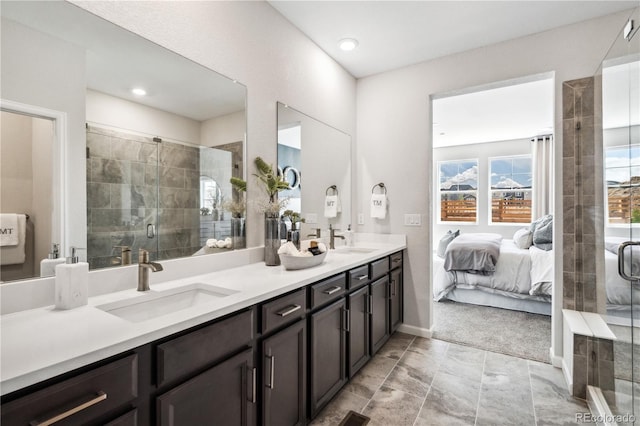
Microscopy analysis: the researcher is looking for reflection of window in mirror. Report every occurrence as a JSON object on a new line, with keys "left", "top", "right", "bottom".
{"left": 0, "top": 110, "right": 54, "bottom": 281}
{"left": 605, "top": 145, "right": 640, "bottom": 225}
{"left": 200, "top": 176, "right": 221, "bottom": 215}
{"left": 278, "top": 123, "right": 302, "bottom": 214}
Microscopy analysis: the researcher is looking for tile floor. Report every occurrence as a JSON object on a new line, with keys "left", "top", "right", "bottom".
{"left": 311, "top": 333, "right": 589, "bottom": 426}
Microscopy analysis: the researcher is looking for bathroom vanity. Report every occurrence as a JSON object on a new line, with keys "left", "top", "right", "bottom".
{"left": 0, "top": 236, "right": 405, "bottom": 425}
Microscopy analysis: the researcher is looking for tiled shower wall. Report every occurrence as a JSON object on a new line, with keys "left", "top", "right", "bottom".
{"left": 562, "top": 76, "right": 604, "bottom": 313}
{"left": 86, "top": 126, "right": 200, "bottom": 269}
{"left": 562, "top": 77, "right": 612, "bottom": 399}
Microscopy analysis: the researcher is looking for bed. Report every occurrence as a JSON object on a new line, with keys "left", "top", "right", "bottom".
{"left": 433, "top": 232, "right": 554, "bottom": 316}
{"left": 604, "top": 238, "right": 640, "bottom": 324}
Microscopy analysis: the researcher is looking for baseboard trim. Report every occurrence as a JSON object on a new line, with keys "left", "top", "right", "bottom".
{"left": 562, "top": 359, "right": 574, "bottom": 396}
{"left": 549, "top": 348, "right": 563, "bottom": 368}
{"left": 397, "top": 323, "right": 433, "bottom": 338}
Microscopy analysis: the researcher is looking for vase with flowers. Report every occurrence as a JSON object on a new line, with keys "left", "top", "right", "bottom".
{"left": 227, "top": 177, "right": 247, "bottom": 249}
{"left": 232, "top": 157, "right": 290, "bottom": 265}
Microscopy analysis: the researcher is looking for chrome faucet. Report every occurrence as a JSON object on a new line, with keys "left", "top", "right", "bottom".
{"left": 137, "top": 249, "right": 163, "bottom": 291}
{"left": 307, "top": 228, "right": 322, "bottom": 238}
{"left": 329, "top": 224, "right": 345, "bottom": 250}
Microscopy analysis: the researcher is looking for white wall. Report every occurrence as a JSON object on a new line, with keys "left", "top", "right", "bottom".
{"left": 1, "top": 17, "right": 86, "bottom": 257}
{"left": 86, "top": 90, "right": 202, "bottom": 145}
{"left": 433, "top": 138, "right": 532, "bottom": 243}
{"left": 73, "top": 0, "right": 358, "bottom": 249}
{"left": 356, "top": 10, "right": 632, "bottom": 359}
{"left": 201, "top": 110, "right": 246, "bottom": 148}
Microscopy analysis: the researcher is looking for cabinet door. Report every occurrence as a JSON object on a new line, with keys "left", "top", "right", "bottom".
{"left": 348, "top": 285, "right": 370, "bottom": 378}
{"left": 157, "top": 348, "right": 256, "bottom": 426}
{"left": 263, "top": 319, "right": 306, "bottom": 426}
{"left": 370, "top": 276, "right": 390, "bottom": 354}
{"left": 310, "top": 299, "right": 347, "bottom": 418}
{"left": 389, "top": 267, "right": 403, "bottom": 333}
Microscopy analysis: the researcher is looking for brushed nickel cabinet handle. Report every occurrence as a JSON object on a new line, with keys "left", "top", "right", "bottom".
{"left": 275, "top": 304, "right": 301, "bottom": 317}
{"left": 343, "top": 308, "right": 350, "bottom": 332}
{"left": 267, "top": 355, "right": 275, "bottom": 389}
{"left": 324, "top": 286, "right": 342, "bottom": 295}
{"left": 391, "top": 280, "right": 397, "bottom": 297}
{"left": 356, "top": 274, "right": 368, "bottom": 281}
{"left": 31, "top": 391, "right": 107, "bottom": 426}
{"left": 369, "top": 294, "right": 374, "bottom": 315}
{"left": 251, "top": 367, "right": 257, "bottom": 403}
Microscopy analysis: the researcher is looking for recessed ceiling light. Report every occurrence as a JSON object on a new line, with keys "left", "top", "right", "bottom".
{"left": 132, "top": 87, "right": 147, "bottom": 96}
{"left": 338, "top": 38, "right": 358, "bottom": 51}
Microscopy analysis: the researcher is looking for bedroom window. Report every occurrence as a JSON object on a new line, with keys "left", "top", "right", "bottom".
{"left": 438, "top": 159, "right": 478, "bottom": 223}
{"left": 489, "top": 155, "right": 532, "bottom": 224}
{"left": 605, "top": 144, "right": 640, "bottom": 225}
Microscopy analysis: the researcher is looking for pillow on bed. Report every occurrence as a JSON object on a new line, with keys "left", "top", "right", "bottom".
{"left": 436, "top": 229, "right": 459, "bottom": 258}
{"left": 513, "top": 228, "right": 533, "bottom": 249}
{"left": 530, "top": 214, "right": 553, "bottom": 251}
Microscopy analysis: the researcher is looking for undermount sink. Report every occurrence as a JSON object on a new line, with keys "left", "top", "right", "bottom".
{"left": 97, "top": 283, "right": 239, "bottom": 323}
{"left": 333, "top": 246, "right": 377, "bottom": 254}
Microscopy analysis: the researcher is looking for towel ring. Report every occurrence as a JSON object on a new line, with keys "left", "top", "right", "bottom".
{"left": 326, "top": 185, "right": 339, "bottom": 196}
{"left": 371, "top": 183, "right": 387, "bottom": 195}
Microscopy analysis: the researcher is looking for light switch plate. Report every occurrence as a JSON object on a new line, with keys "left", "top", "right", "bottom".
{"left": 404, "top": 214, "right": 421, "bottom": 226}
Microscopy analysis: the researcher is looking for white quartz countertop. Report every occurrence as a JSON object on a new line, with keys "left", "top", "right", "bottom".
{"left": 0, "top": 238, "right": 405, "bottom": 395}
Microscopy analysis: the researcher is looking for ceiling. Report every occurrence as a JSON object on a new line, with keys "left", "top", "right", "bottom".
{"left": 269, "top": 1, "right": 636, "bottom": 145}
{"left": 268, "top": 1, "right": 637, "bottom": 79}
{"left": 2, "top": 1, "right": 246, "bottom": 121}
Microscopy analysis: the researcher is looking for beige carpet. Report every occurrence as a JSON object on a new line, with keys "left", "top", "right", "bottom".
{"left": 432, "top": 300, "right": 551, "bottom": 363}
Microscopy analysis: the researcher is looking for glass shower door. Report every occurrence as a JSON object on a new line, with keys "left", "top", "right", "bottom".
{"left": 601, "top": 7, "right": 639, "bottom": 423}
{"left": 86, "top": 125, "right": 160, "bottom": 268}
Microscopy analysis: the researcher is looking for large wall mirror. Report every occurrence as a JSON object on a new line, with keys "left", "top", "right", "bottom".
{"left": 276, "top": 102, "right": 351, "bottom": 238}
{"left": 597, "top": 7, "right": 638, "bottom": 417}
{"left": 1, "top": 1, "right": 247, "bottom": 282}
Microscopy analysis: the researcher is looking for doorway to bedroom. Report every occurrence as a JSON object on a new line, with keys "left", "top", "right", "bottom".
{"left": 430, "top": 73, "right": 555, "bottom": 363}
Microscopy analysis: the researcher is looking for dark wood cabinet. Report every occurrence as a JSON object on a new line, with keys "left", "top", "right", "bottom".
{"left": 2, "top": 251, "right": 404, "bottom": 426}
{"left": 347, "top": 285, "right": 370, "bottom": 378}
{"left": 309, "top": 298, "right": 347, "bottom": 418}
{"left": 370, "top": 276, "right": 390, "bottom": 354}
{"left": 389, "top": 267, "right": 403, "bottom": 333}
{"left": 0, "top": 354, "right": 138, "bottom": 426}
{"left": 157, "top": 347, "right": 256, "bottom": 426}
{"left": 262, "top": 319, "right": 306, "bottom": 426}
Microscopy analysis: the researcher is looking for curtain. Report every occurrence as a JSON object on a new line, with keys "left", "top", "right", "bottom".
{"left": 532, "top": 134, "right": 553, "bottom": 219}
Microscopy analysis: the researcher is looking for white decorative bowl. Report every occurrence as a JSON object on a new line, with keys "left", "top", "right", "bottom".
{"left": 280, "top": 251, "right": 327, "bottom": 270}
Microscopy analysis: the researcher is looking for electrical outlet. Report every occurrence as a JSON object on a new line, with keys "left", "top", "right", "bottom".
{"left": 305, "top": 213, "right": 318, "bottom": 224}
{"left": 404, "top": 214, "right": 421, "bottom": 226}
{"left": 357, "top": 213, "right": 365, "bottom": 225}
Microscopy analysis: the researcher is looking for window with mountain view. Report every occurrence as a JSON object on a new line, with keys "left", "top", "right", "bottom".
{"left": 605, "top": 145, "right": 640, "bottom": 225}
{"left": 490, "top": 156, "right": 532, "bottom": 224}
{"left": 439, "top": 159, "right": 478, "bottom": 223}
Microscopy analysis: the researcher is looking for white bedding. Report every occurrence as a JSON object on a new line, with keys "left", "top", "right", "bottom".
{"left": 434, "top": 239, "right": 552, "bottom": 303}
{"left": 604, "top": 249, "right": 640, "bottom": 307}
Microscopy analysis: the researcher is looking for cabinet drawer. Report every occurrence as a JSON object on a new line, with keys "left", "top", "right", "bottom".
{"left": 105, "top": 409, "right": 138, "bottom": 426}
{"left": 390, "top": 252, "right": 403, "bottom": 269}
{"left": 262, "top": 288, "right": 307, "bottom": 334}
{"left": 311, "top": 273, "right": 346, "bottom": 309}
{"left": 1, "top": 354, "right": 137, "bottom": 426}
{"left": 348, "top": 265, "right": 370, "bottom": 289}
{"left": 156, "top": 309, "right": 254, "bottom": 387}
{"left": 370, "top": 257, "right": 390, "bottom": 280}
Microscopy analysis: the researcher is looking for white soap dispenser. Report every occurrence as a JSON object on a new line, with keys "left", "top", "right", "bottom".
{"left": 40, "top": 243, "right": 66, "bottom": 277}
{"left": 54, "top": 247, "right": 89, "bottom": 310}
{"left": 344, "top": 224, "right": 354, "bottom": 247}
